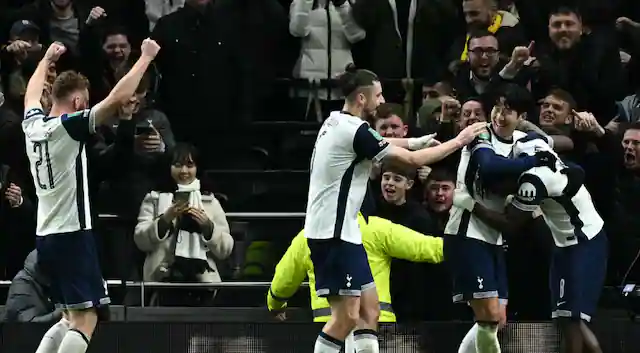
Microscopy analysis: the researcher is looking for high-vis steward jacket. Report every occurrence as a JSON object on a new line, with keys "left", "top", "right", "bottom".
{"left": 267, "top": 214, "right": 444, "bottom": 322}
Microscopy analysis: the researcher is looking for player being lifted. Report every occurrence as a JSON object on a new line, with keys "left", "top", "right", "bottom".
{"left": 23, "top": 40, "right": 160, "bottom": 353}
{"left": 454, "top": 129, "right": 606, "bottom": 353}
{"left": 444, "top": 84, "right": 566, "bottom": 353}
{"left": 305, "top": 64, "right": 486, "bottom": 353}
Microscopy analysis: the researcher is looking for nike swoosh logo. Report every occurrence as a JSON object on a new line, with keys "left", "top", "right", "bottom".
{"left": 557, "top": 301, "right": 566, "bottom": 306}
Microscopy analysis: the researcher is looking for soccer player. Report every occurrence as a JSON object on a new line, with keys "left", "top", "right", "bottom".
{"left": 444, "top": 84, "right": 562, "bottom": 353}
{"left": 454, "top": 132, "right": 606, "bottom": 353}
{"left": 23, "top": 40, "right": 160, "bottom": 353}
{"left": 305, "top": 64, "right": 486, "bottom": 353}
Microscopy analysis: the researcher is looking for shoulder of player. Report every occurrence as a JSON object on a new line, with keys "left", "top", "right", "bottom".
{"left": 514, "top": 131, "right": 551, "bottom": 145}
{"left": 518, "top": 169, "right": 552, "bottom": 192}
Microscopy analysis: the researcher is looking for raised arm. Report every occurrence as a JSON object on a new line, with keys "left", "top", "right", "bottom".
{"left": 90, "top": 38, "right": 161, "bottom": 126}
{"left": 24, "top": 42, "right": 66, "bottom": 110}
{"left": 384, "top": 122, "right": 486, "bottom": 166}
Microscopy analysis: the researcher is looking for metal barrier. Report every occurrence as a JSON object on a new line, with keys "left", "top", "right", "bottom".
{"left": 0, "top": 280, "right": 309, "bottom": 308}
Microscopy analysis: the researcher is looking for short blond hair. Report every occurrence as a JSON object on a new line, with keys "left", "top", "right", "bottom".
{"left": 52, "top": 70, "right": 90, "bottom": 101}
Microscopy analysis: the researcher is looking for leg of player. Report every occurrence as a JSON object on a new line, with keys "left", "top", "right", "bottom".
{"left": 56, "top": 308, "right": 98, "bottom": 353}
{"left": 35, "top": 312, "right": 70, "bottom": 353}
{"left": 458, "top": 323, "right": 479, "bottom": 353}
{"left": 552, "top": 232, "right": 606, "bottom": 353}
{"left": 314, "top": 296, "right": 360, "bottom": 353}
{"left": 469, "top": 298, "right": 502, "bottom": 353}
{"left": 579, "top": 321, "right": 602, "bottom": 353}
{"left": 354, "top": 286, "right": 380, "bottom": 353}
{"left": 458, "top": 300, "right": 506, "bottom": 353}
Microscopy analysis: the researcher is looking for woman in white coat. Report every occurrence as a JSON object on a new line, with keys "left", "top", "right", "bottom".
{"left": 134, "top": 143, "right": 234, "bottom": 305}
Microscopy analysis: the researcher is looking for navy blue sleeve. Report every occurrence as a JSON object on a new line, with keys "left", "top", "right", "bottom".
{"left": 353, "top": 124, "right": 390, "bottom": 162}
{"left": 60, "top": 109, "right": 95, "bottom": 142}
{"left": 473, "top": 148, "right": 538, "bottom": 179}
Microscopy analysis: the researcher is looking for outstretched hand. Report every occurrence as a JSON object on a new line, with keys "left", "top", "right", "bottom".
{"left": 456, "top": 122, "right": 487, "bottom": 145}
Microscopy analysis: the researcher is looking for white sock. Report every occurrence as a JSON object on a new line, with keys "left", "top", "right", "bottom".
{"left": 354, "top": 329, "right": 379, "bottom": 353}
{"left": 314, "top": 332, "right": 344, "bottom": 353}
{"left": 56, "top": 329, "right": 89, "bottom": 353}
{"left": 475, "top": 323, "right": 501, "bottom": 353}
{"left": 458, "top": 323, "right": 478, "bottom": 353}
{"left": 36, "top": 319, "right": 70, "bottom": 353}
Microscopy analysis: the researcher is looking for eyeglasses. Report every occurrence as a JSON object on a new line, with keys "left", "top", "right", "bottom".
{"left": 469, "top": 48, "right": 499, "bottom": 57}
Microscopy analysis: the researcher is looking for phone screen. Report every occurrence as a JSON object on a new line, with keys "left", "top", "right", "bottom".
{"left": 135, "top": 126, "right": 155, "bottom": 135}
{"left": 174, "top": 192, "right": 190, "bottom": 204}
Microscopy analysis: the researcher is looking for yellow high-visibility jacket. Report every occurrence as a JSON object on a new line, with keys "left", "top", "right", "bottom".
{"left": 267, "top": 215, "right": 444, "bottom": 322}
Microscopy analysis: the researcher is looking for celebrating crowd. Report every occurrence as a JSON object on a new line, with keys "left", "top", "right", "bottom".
{"left": 0, "top": 0, "right": 639, "bottom": 345}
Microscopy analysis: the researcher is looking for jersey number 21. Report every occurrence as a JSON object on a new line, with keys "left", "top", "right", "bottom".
{"left": 34, "top": 141, "right": 55, "bottom": 189}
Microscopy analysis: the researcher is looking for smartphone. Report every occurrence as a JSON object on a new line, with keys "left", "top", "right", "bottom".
{"left": 135, "top": 126, "right": 155, "bottom": 135}
{"left": 173, "top": 191, "right": 190, "bottom": 204}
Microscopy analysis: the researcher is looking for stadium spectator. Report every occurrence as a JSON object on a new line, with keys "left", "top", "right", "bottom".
{"left": 2, "top": 250, "right": 62, "bottom": 324}
{"left": 134, "top": 143, "right": 233, "bottom": 306}
{"left": 609, "top": 122, "right": 640, "bottom": 284}
{"left": 1, "top": 20, "right": 45, "bottom": 113}
{"left": 93, "top": 68, "right": 174, "bottom": 286}
{"left": 537, "top": 88, "right": 576, "bottom": 131}
{"left": 532, "top": 6, "right": 625, "bottom": 126}
{"left": 288, "top": 0, "right": 365, "bottom": 121}
{"left": 422, "top": 168, "right": 455, "bottom": 233}
{"left": 79, "top": 24, "right": 134, "bottom": 105}
{"left": 373, "top": 103, "right": 409, "bottom": 138}
{"left": 145, "top": 0, "right": 185, "bottom": 31}
{"left": 151, "top": 0, "right": 286, "bottom": 166}
{"left": 351, "top": 0, "right": 461, "bottom": 102}
{"left": 0, "top": 164, "right": 35, "bottom": 280}
{"left": 453, "top": 0, "right": 526, "bottom": 63}
{"left": 2, "top": 0, "right": 99, "bottom": 72}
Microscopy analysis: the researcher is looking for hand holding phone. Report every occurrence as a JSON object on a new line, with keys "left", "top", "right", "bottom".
{"left": 162, "top": 192, "right": 190, "bottom": 221}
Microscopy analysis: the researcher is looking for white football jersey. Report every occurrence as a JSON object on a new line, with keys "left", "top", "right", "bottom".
{"left": 304, "top": 111, "right": 390, "bottom": 244}
{"left": 510, "top": 137, "right": 604, "bottom": 247}
{"left": 445, "top": 126, "right": 528, "bottom": 245}
{"left": 23, "top": 106, "right": 96, "bottom": 236}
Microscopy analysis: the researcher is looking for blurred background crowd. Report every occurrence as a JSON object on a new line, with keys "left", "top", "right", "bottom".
{"left": 0, "top": 0, "right": 640, "bottom": 325}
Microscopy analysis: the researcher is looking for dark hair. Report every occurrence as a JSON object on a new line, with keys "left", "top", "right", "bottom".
{"left": 101, "top": 25, "right": 130, "bottom": 44}
{"left": 467, "top": 28, "right": 497, "bottom": 43}
{"left": 337, "top": 63, "right": 379, "bottom": 99}
{"left": 549, "top": 6, "right": 582, "bottom": 20}
{"left": 623, "top": 121, "right": 640, "bottom": 133}
{"left": 462, "top": 96, "right": 485, "bottom": 108}
{"left": 381, "top": 160, "right": 416, "bottom": 180}
{"left": 375, "top": 103, "right": 406, "bottom": 123}
{"left": 494, "top": 83, "right": 534, "bottom": 116}
{"left": 155, "top": 143, "right": 214, "bottom": 193}
{"left": 52, "top": 70, "right": 90, "bottom": 100}
{"left": 171, "top": 143, "right": 201, "bottom": 167}
{"left": 426, "top": 168, "right": 456, "bottom": 184}
{"left": 546, "top": 88, "right": 577, "bottom": 111}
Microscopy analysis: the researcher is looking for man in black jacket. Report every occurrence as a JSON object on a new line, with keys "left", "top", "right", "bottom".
{"left": 3, "top": 250, "right": 62, "bottom": 324}
{"left": 4, "top": 250, "right": 71, "bottom": 353}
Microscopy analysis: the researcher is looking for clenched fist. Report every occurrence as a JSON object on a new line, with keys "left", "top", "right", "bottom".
{"left": 141, "top": 38, "right": 161, "bottom": 59}
{"left": 44, "top": 42, "right": 66, "bottom": 62}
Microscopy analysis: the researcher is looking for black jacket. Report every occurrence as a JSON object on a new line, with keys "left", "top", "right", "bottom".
{"left": 3, "top": 250, "right": 61, "bottom": 323}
